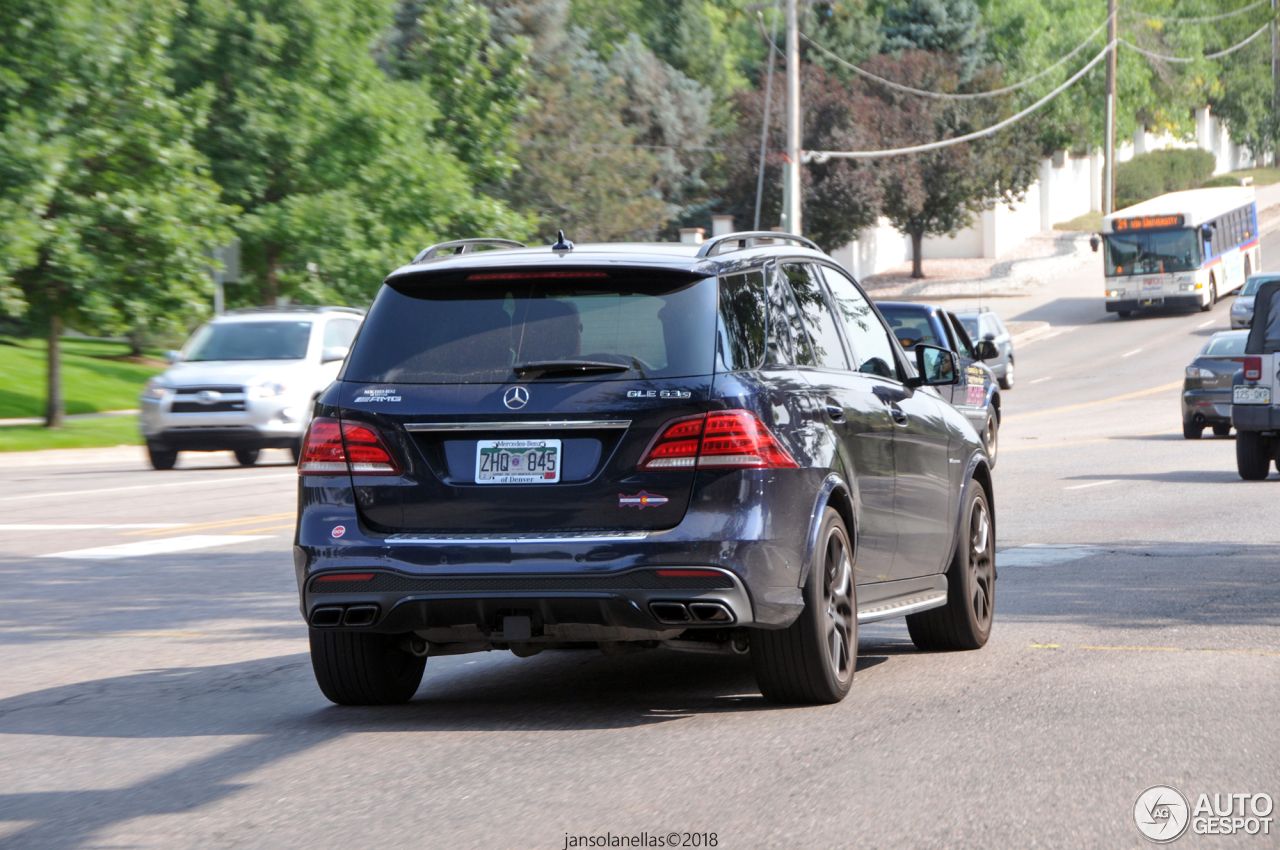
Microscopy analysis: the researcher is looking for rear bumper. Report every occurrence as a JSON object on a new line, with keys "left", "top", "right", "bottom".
{"left": 301, "top": 565, "right": 755, "bottom": 635}
{"left": 1232, "top": 404, "right": 1280, "bottom": 432}
{"left": 1106, "top": 295, "right": 1202, "bottom": 313}
{"left": 1182, "top": 390, "right": 1232, "bottom": 425}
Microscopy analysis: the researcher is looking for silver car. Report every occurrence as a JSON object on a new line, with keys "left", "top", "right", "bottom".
{"left": 1230, "top": 274, "right": 1280, "bottom": 329}
{"left": 140, "top": 306, "right": 364, "bottom": 469}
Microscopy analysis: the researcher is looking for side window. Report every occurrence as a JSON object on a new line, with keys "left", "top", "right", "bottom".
{"left": 948, "top": 314, "right": 976, "bottom": 358}
{"left": 781, "top": 263, "right": 849, "bottom": 370}
{"left": 934, "top": 313, "right": 957, "bottom": 352}
{"left": 324, "top": 319, "right": 360, "bottom": 350}
{"left": 717, "top": 270, "right": 767, "bottom": 371}
{"left": 764, "top": 264, "right": 808, "bottom": 366}
{"left": 818, "top": 265, "right": 900, "bottom": 381}
{"left": 980, "top": 315, "right": 997, "bottom": 340}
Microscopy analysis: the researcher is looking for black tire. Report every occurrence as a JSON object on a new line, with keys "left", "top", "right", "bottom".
{"left": 309, "top": 629, "right": 426, "bottom": 705}
{"left": 1236, "top": 431, "right": 1270, "bottom": 480}
{"left": 1183, "top": 421, "right": 1203, "bottom": 440}
{"left": 983, "top": 412, "right": 999, "bottom": 468}
{"left": 906, "top": 483, "right": 995, "bottom": 651}
{"left": 234, "top": 448, "right": 260, "bottom": 467}
{"left": 1117, "top": 310, "right": 1131, "bottom": 319}
{"left": 290, "top": 440, "right": 303, "bottom": 464}
{"left": 147, "top": 444, "right": 177, "bottom": 471}
{"left": 997, "top": 358, "right": 1013, "bottom": 390}
{"left": 750, "top": 508, "right": 856, "bottom": 705}
{"left": 1201, "top": 277, "right": 1216, "bottom": 312}
{"left": 1212, "top": 423, "right": 1231, "bottom": 437}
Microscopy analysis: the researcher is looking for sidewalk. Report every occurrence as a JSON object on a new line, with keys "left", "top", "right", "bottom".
{"left": 0, "top": 409, "right": 138, "bottom": 427}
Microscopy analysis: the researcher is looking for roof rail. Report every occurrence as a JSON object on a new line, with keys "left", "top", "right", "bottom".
{"left": 696, "top": 231, "right": 820, "bottom": 258}
{"left": 412, "top": 238, "right": 526, "bottom": 264}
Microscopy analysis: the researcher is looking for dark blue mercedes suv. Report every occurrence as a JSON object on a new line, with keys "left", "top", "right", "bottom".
{"left": 294, "top": 233, "right": 996, "bottom": 706}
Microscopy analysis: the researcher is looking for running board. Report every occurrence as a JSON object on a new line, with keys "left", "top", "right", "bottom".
{"left": 857, "top": 590, "right": 948, "bottom": 624}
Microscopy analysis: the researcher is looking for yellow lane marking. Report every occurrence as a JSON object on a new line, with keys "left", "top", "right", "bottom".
{"left": 122, "top": 512, "right": 294, "bottom": 536}
{"left": 1002, "top": 429, "right": 1180, "bottom": 453}
{"left": 1030, "top": 643, "right": 1280, "bottom": 658}
{"left": 230, "top": 524, "right": 295, "bottom": 535}
{"left": 1002, "top": 380, "right": 1184, "bottom": 424}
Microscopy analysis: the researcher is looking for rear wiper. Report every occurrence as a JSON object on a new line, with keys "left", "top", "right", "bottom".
{"left": 512, "top": 359, "right": 630, "bottom": 379}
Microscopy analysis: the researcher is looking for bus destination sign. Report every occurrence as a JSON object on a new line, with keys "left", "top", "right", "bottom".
{"left": 1113, "top": 214, "right": 1184, "bottom": 231}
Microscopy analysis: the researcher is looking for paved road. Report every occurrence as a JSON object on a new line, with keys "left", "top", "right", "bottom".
{"left": 2, "top": 257, "right": 1278, "bottom": 848}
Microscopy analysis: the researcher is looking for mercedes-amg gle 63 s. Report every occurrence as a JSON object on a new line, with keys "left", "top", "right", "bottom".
{"left": 294, "top": 233, "right": 997, "bottom": 706}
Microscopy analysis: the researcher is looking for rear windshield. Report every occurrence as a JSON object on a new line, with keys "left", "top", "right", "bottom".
{"left": 344, "top": 271, "right": 718, "bottom": 383}
{"left": 878, "top": 305, "right": 940, "bottom": 349}
{"left": 957, "top": 316, "right": 980, "bottom": 339}
{"left": 1203, "top": 334, "right": 1247, "bottom": 356}
{"left": 184, "top": 321, "right": 312, "bottom": 361}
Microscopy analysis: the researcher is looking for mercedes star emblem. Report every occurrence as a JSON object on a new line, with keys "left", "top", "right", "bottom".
{"left": 503, "top": 386, "right": 529, "bottom": 410}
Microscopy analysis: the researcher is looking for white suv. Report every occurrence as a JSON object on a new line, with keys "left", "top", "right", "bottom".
{"left": 140, "top": 307, "right": 364, "bottom": 469}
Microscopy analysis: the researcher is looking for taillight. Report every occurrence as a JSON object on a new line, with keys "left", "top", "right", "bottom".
{"left": 638, "top": 410, "right": 798, "bottom": 471}
{"left": 1244, "top": 356, "right": 1262, "bottom": 382}
{"left": 298, "top": 417, "right": 402, "bottom": 476}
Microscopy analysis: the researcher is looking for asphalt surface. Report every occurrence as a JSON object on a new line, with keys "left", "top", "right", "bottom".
{"left": 2, "top": 245, "right": 1279, "bottom": 848}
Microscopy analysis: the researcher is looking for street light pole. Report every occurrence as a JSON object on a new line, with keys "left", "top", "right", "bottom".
{"left": 1104, "top": 0, "right": 1117, "bottom": 215}
{"left": 785, "top": 0, "right": 802, "bottom": 235}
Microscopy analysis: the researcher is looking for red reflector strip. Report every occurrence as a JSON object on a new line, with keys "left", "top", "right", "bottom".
{"left": 315, "top": 573, "right": 374, "bottom": 582}
{"left": 655, "top": 569, "right": 723, "bottom": 578}
{"left": 466, "top": 271, "right": 608, "bottom": 281}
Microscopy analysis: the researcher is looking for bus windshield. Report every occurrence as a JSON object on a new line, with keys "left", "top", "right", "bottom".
{"left": 1104, "top": 229, "right": 1201, "bottom": 276}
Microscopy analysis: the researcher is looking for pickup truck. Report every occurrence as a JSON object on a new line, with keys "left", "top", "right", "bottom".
{"left": 1231, "top": 279, "right": 1280, "bottom": 479}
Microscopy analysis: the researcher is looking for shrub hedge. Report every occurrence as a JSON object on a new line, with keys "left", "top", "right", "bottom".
{"left": 1115, "top": 149, "right": 1217, "bottom": 210}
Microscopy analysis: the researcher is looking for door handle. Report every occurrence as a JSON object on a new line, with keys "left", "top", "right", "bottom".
{"left": 825, "top": 402, "right": 846, "bottom": 423}
{"left": 889, "top": 403, "right": 909, "bottom": 426}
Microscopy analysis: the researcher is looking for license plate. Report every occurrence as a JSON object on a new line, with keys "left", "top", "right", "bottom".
{"left": 1233, "top": 385, "right": 1271, "bottom": 405}
{"left": 1142, "top": 277, "right": 1163, "bottom": 291}
{"left": 475, "top": 439, "right": 561, "bottom": 484}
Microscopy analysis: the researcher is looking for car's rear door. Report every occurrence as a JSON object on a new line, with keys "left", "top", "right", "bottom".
{"left": 335, "top": 267, "right": 717, "bottom": 533}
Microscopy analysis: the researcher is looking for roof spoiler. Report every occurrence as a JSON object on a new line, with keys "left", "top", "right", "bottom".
{"left": 696, "top": 231, "right": 819, "bottom": 258}
{"left": 412, "top": 239, "right": 526, "bottom": 264}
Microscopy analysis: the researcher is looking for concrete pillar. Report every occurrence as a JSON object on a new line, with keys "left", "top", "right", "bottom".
{"left": 1090, "top": 148, "right": 1102, "bottom": 213}
{"left": 679, "top": 227, "right": 705, "bottom": 245}
{"left": 711, "top": 215, "right": 735, "bottom": 237}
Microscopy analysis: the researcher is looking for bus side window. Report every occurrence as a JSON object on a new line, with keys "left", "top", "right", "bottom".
{"left": 1210, "top": 218, "right": 1221, "bottom": 257}
{"left": 1231, "top": 210, "right": 1242, "bottom": 245}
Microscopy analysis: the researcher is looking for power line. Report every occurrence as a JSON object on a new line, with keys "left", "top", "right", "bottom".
{"left": 804, "top": 41, "right": 1115, "bottom": 161}
{"left": 797, "top": 11, "right": 1115, "bottom": 101}
{"left": 1122, "top": 0, "right": 1271, "bottom": 23}
{"left": 1120, "top": 20, "right": 1272, "bottom": 62}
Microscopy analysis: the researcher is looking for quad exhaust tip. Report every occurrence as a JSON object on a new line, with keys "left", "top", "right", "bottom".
{"left": 309, "top": 604, "right": 380, "bottom": 628}
{"left": 649, "top": 601, "right": 734, "bottom": 625}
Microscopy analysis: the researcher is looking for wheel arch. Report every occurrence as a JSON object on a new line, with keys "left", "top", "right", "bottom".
{"left": 797, "top": 472, "right": 857, "bottom": 590}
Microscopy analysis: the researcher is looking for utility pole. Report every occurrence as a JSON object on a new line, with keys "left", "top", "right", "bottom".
{"left": 1104, "top": 0, "right": 1117, "bottom": 215}
{"left": 784, "top": 0, "right": 802, "bottom": 235}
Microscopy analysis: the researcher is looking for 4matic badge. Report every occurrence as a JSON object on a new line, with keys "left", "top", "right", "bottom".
{"left": 619, "top": 491, "right": 669, "bottom": 509}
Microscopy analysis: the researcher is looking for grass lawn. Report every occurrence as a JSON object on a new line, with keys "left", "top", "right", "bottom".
{"left": 0, "top": 337, "right": 166, "bottom": 419}
{"left": 0, "top": 414, "right": 142, "bottom": 452}
{"left": 1053, "top": 211, "right": 1103, "bottom": 232}
{"left": 1227, "top": 167, "right": 1280, "bottom": 186}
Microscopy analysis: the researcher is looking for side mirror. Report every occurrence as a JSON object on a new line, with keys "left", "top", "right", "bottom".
{"left": 1201, "top": 224, "right": 1214, "bottom": 242}
{"left": 907, "top": 344, "right": 959, "bottom": 387}
{"left": 1089, "top": 234, "right": 1100, "bottom": 253}
{"left": 975, "top": 340, "right": 999, "bottom": 362}
{"left": 166, "top": 350, "right": 183, "bottom": 364}
{"left": 321, "top": 345, "right": 349, "bottom": 364}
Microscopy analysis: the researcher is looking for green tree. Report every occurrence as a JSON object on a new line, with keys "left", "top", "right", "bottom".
{"left": 882, "top": 0, "right": 987, "bottom": 79}
{"left": 0, "top": 0, "right": 234, "bottom": 427}
{"left": 171, "top": 0, "right": 525, "bottom": 308}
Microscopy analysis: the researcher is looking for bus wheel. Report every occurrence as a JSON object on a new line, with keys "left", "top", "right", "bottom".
{"left": 1201, "top": 278, "right": 1217, "bottom": 312}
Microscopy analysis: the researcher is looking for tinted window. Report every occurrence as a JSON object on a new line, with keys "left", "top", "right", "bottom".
{"left": 185, "top": 321, "right": 312, "bottom": 361}
{"left": 820, "top": 266, "right": 899, "bottom": 380}
{"left": 948, "top": 314, "right": 976, "bottom": 358}
{"left": 768, "top": 265, "right": 815, "bottom": 367}
{"left": 323, "top": 319, "right": 360, "bottom": 350}
{"left": 1203, "top": 334, "right": 1247, "bottom": 356}
{"left": 717, "top": 270, "right": 767, "bottom": 372}
{"left": 958, "top": 315, "right": 980, "bottom": 339}
{"left": 782, "top": 263, "right": 848, "bottom": 370}
{"left": 345, "top": 272, "right": 717, "bottom": 383}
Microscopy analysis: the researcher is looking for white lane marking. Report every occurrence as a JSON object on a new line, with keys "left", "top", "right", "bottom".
{"left": 0, "top": 524, "right": 184, "bottom": 530}
{"left": 41, "top": 535, "right": 275, "bottom": 560}
{"left": 0, "top": 473, "right": 296, "bottom": 502}
{"left": 1121, "top": 348, "right": 1143, "bottom": 357}
{"left": 997, "top": 545, "right": 1103, "bottom": 568}
{"left": 1064, "top": 479, "right": 1119, "bottom": 490}
{"left": 1198, "top": 319, "right": 1217, "bottom": 328}
{"left": 1030, "top": 377, "right": 1052, "bottom": 384}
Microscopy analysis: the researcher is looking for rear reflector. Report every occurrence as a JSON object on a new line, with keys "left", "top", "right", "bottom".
{"left": 314, "top": 573, "right": 374, "bottom": 582}
{"left": 1244, "top": 356, "right": 1262, "bottom": 382}
{"left": 655, "top": 569, "right": 723, "bottom": 578}
{"left": 298, "top": 418, "right": 402, "bottom": 476}
{"left": 639, "top": 410, "right": 798, "bottom": 471}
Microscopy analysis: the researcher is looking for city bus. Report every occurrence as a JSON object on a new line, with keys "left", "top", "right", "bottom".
{"left": 1096, "top": 186, "right": 1259, "bottom": 318}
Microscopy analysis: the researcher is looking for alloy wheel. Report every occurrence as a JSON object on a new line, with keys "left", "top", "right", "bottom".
{"left": 822, "top": 527, "right": 855, "bottom": 683}
{"left": 969, "top": 500, "right": 994, "bottom": 628}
